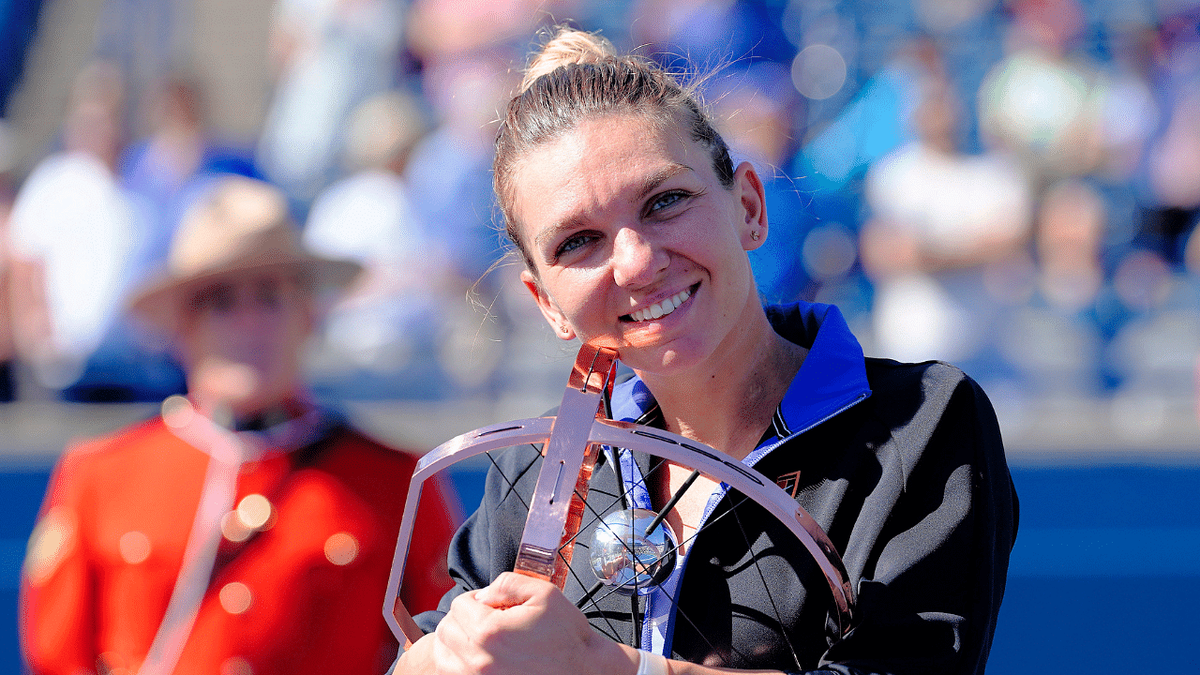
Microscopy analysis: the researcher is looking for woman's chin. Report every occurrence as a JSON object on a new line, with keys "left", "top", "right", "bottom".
{"left": 622, "top": 339, "right": 710, "bottom": 378}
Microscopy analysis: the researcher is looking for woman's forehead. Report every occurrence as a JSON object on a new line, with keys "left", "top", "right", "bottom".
{"left": 512, "top": 114, "right": 704, "bottom": 213}
{"left": 528, "top": 112, "right": 698, "bottom": 167}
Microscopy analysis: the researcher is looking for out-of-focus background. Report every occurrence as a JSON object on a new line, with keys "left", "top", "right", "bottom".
{"left": 1, "top": 0, "right": 1198, "bottom": 672}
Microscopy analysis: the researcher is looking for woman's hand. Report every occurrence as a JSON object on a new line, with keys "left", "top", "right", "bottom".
{"left": 404, "top": 571, "right": 639, "bottom": 675}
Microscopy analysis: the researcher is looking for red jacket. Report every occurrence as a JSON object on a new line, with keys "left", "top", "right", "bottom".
{"left": 19, "top": 409, "right": 457, "bottom": 675}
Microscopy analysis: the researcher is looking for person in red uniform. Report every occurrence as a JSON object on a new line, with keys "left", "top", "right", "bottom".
{"left": 18, "top": 175, "right": 458, "bottom": 675}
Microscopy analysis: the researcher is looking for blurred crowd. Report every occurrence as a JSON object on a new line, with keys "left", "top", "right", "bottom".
{"left": 1, "top": 0, "right": 1199, "bottom": 418}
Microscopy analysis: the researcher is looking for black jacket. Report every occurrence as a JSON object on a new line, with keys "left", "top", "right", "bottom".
{"left": 417, "top": 302, "right": 1019, "bottom": 674}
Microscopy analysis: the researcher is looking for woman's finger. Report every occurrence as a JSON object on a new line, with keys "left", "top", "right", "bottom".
{"left": 474, "top": 571, "right": 550, "bottom": 609}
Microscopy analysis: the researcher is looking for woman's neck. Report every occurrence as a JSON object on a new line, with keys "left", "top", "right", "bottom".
{"left": 637, "top": 310, "right": 806, "bottom": 461}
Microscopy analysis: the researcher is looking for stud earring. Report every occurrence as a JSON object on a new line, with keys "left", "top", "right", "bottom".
{"left": 750, "top": 230, "right": 760, "bottom": 241}
{"left": 560, "top": 324, "right": 570, "bottom": 334}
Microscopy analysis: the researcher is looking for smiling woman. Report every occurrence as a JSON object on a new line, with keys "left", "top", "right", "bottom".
{"left": 390, "top": 25, "right": 1019, "bottom": 675}
{"left": 512, "top": 112, "right": 773, "bottom": 385}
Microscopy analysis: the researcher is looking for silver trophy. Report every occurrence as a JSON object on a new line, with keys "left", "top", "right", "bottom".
{"left": 383, "top": 344, "right": 855, "bottom": 649}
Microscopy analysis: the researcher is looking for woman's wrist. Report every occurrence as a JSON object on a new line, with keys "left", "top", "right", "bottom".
{"left": 636, "top": 650, "right": 671, "bottom": 675}
{"left": 603, "top": 640, "right": 647, "bottom": 675}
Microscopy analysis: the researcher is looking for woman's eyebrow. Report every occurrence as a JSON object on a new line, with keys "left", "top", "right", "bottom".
{"left": 636, "top": 163, "right": 691, "bottom": 200}
{"left": 534, "top": 218, "right": 587, "bottom": 249}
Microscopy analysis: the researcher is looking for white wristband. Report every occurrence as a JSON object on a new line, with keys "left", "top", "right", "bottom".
{"left": 636, "top": 650, "right": 670, "bottom": 675}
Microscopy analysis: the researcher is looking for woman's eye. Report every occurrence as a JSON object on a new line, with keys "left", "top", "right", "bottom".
{"left": 648, "top": 191, "right": 687, "bottom": 214}
{"left": 555, "top": 232, "right": 598, "bottom": 259}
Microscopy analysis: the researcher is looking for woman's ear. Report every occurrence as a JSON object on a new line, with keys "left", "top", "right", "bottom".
{"left": 521, "top": 269, "right": 576, "bottom": 340}
{"left": 734, "top": 161, "right": 768, "bottom": 251}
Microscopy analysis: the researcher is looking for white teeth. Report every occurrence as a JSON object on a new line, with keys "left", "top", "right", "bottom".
{"left": 629, "top": 288, "right": 691, "bottom": 322}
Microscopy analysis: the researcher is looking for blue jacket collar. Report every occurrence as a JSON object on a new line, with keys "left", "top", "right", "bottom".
{"left": 610, "top": 302, "right": 871, "bottom": 439}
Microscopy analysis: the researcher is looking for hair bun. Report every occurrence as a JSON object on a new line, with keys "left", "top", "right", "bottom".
{"left": 521, "top": 27, "right": 617, "bottom": 93}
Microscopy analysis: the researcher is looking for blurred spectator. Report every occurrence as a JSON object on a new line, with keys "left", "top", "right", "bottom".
{"left": 256, "top": 0, "right": 407, "bottom": 212}
{"left": 7, "top": 60, "right": 185, "bottom": 401}
{"left": 861, "top": 39, "right": 1034, "bottom": 383}
{"left": 977, "top": 0, "right": 1095, "bottom": 177}
{"left": 19, "top": 175, "right": 458, "bottom": 675}
{"left": 403, "top": 51, "right": 523, "bottom": 392}
{"left": 92, "top": 0, "right": 188, "bottom": 138}
{"left": 302, "top": 90, "right": 466, "bottom": 398}
{"left": 1000, "top": 178, "right": 1112, "bottom": 396}
{"left": 977, "top": 0, "right": 1153, "bottom": 183}
{"left": 1137, "top": 5, "right": 1200, "bottom": 265}
{"left": 1106, "top": 245, "right": 1199, "bottom": 400}
{"left": 1036, "top": 179, "right": 1108, "bottom": 315}
{"left": 121, "top": 72, "right": 263, "bottom": 282}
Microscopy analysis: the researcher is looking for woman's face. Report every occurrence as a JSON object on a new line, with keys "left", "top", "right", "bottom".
{"left": 511, "top": 113, "right": 767, "bottom": 375}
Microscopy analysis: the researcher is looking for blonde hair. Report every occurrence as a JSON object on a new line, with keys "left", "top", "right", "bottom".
{"left": 519, "top": 29, "right": 618, "bottom": 92}
{"left": 494, "top": 26, "right": 734, "bottom": 268}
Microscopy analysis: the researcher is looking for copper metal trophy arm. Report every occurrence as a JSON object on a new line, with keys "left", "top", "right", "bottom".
{"left": 512, "top": 344, "right": 617, "bottom": 584}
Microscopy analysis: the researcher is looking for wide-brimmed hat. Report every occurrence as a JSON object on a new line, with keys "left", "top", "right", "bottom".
{"left": 128, "top": 175, "right": 361, "bottom": 329}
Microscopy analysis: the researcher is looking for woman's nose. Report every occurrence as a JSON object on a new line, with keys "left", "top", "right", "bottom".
{"left": 611, "top": 227, "right": 667, "bottom": 289}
